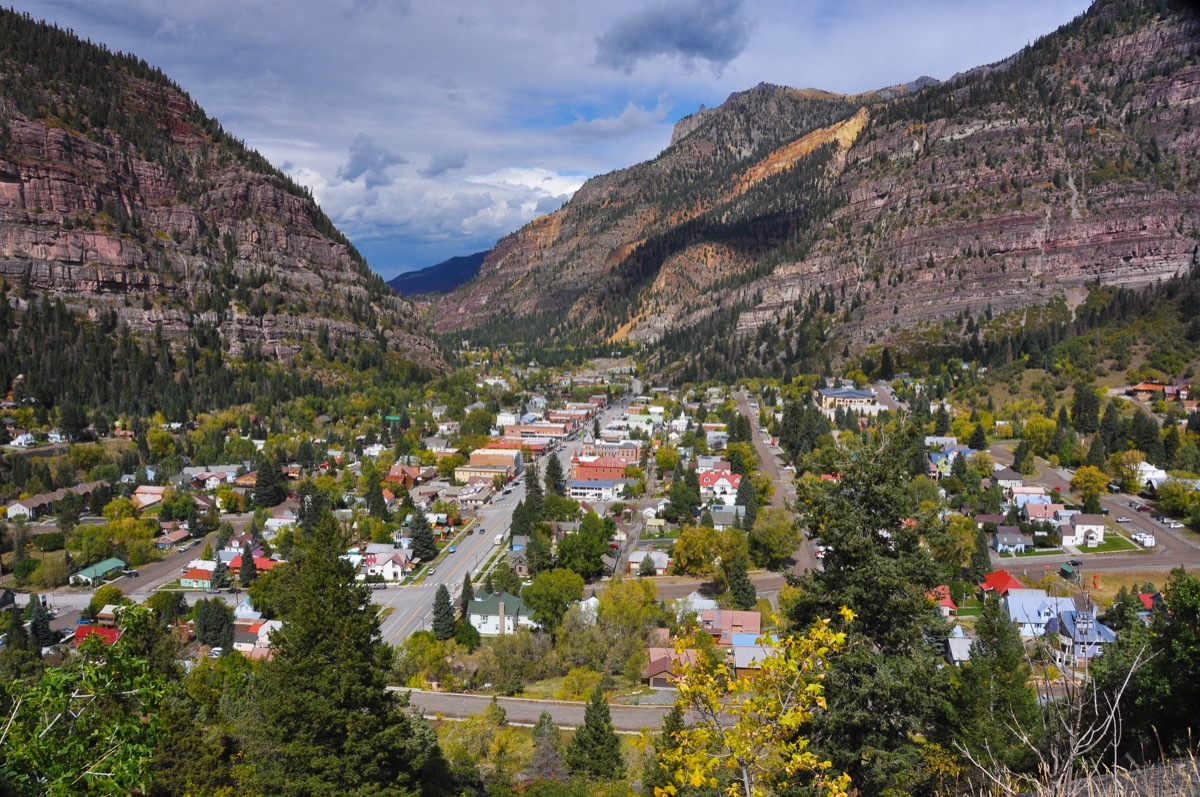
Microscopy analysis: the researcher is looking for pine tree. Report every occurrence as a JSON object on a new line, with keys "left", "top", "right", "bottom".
{"left": 238, "top": 509, "right": 449, "bottom": 794}
{"left": 483, "top": 571, "right": 495, "bottom": 595}
{"left": 543, "top": 453, "right": 565, "bottom": 497}
{"left": 253, "top": 454, "right": 286, "bottom": 507}
{"left": 735, "top": 475, "right": 757, "bottom": 530}
{"left": 363, "top": 461, "right": 390, "bottom": 521}
{"left": 565, "top": 685, "right": 624, "bottom": 779}
{"left": 410, "top": 511, "right": 437, "bottom": 564}
{"left": 879, "top": 346, "right": 895, "bottom": 381}
{"left": 968, "top": 423, "right": 987, "bottom": 452}
{"left": 239, "top": 542, "right": 258, "bottom": 586}
{"left": 526, "top": 527, "right": 553, "bottom": 576}
{"left": 726, "top": 555, "right": 757, "bottom": 611}
{"left": 643, "top": 704, "right": 684, "bottom": 794}
{"left": 459, "top": 572, "right": 474, "bottom": 620}
{"left": 432, "top": 584, "right": 456, "bottom": 641}
{"left": 968, "top": 530, "right": 993, "bottom": 581}
{"left": 525, "top": 465, "right": 543, "bottom": 520}
{"left": 526, "top": 710, "right": 566, "bottom": 782}
{"left": 27, "top": 599, "right": 56, "bottom": 648}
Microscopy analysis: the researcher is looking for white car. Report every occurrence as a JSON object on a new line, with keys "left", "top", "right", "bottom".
{"left": 1115, "top": 516, "right": 1132, "bottom": 523}
{"left": 1166, "top": 520, "right": 1184, "bottom": 529}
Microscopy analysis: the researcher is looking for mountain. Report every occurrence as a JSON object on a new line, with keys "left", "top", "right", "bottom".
{"left": 0, "top": 8, "right": 441, "bottom": 381}
{"left": 387, "top": 251, "right": 490, "bottom": 296}
{"left": 436, "top": 0, "right": 1200, "bottom": 379}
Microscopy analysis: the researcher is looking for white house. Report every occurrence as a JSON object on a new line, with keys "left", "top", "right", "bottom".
{"left": 11, "top": 433, "right": 35, "bottom": 448}
{"left": 628, "top": 550, "right": 671, "bottom": 575}
{"left": 1004, "top": 589, "right": 1075, "bottom": 637}
{"left": 1062, "top": 514, "right": 1106, "bottom": 547}
{"left": 468, "top": 592, "right": 539, "bottom": 637}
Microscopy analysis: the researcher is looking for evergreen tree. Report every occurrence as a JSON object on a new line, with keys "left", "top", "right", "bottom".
{"left": 525, "top": 527, "right": 553, "bottom": 577}
{"left": 565, "top": 685, "right": 624, "bottom": 780}
{"left": 734, "top": 475, "right": 757, "bottom": 531}
{"left": 968, "top": 423, "right": 987, "bottom": 452}
{"left": 527, "top": 710, "right": 567, "bottom": 782}
{"left": 1099, "top": 400, "right": 1124, "bottom": 454}
{"left": 725, "top": 555, "right": 757, "bottom": 611}
{"left": 363, "top": 461, "right": 390, "bottom": 521}
{"left": 1131, "top": 410, "right": 1164, "bottom": 464}
{"left": 26, "top": 599, "right": 56, "bottom": 648}
{"left": 879, "top": 346, "right": 895, "bottom": 381}
{"left": 934, "top": 406, "right": 951, "bottom": 435}
{"left": 1012, "top": 439, "right": 1034, "bottom": 474}
{"left": 524, "top": 465, "right": 544, "bottom": 520}
{"left": 432, "top": 584, "right": 456, "bottom": 641}
{"left": 510, "top": 500, "right": 532, "bottom": 540}
{"left": 0, "top": 603, "right": 42, "bottom": 682}
{"left": 968, "top": 530, "right": 993, "bottom": 581}
{"left": 1085, "top": 436, "right": 1107, "bottom": 467}
{"left": 1071, "top": 382, "right": 1100, "bottom": 435}
{"left": 459, "top": 572, "right": 474, "bottom": 620}
{"left": 296, "top": 437, "right": 315, "bottom": 470}
{"left": 238, "top": 509, "right": 449, "bottom": 794}
{"left": 483, "top": 571, "right": 495, "bottom": 595}
{"left": 252, "top": 454, "right": 286, "bottom": 508}
{"left": 643, "top": 704, "right": 686, "bottom": 795}
{"left": 543, "top": 453, "right": 565, "bottom": 497}
{"left": 950, "top": 594, "right": 1039, "bottom": 774}
{"left": 410, "top": 511, "right": 437, "bottom": 565}
{"left": 239, "top": 542, "right": 258, "bottom": 586}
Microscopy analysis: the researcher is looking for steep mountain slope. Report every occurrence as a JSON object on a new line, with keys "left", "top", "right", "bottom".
{"left": 387, "top": 251, "right": 490, "bottom": 296}
{"left": 437, "top": 0, "right": 1200, "bottom": 379}
{"left": 0, "top": 9, "right": 440, "bottom": 374}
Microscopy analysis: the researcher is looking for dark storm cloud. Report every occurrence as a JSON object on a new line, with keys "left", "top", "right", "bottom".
{"left": 419, "top": 151, "right": 468, "bottom": 178}
{"left": 595, "top": 0, "right": 754, "bottom": 75}
{"left": 338, "top": 134, "right": 408, "bottom": 188}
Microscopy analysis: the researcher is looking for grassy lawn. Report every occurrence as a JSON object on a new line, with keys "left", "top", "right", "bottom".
{"left": 1084, "top": 534, "right": 1138, "bottom": 554}
{"left": 955, "top": 597, "right": 984, "bottom": 617}
{"left": 999, "top": 547, "right": 1062, "bottom": 558}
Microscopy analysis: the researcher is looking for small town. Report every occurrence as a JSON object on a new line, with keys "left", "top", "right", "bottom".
{"left": 3, "top": 0, "right": 1200, "bottom": 795}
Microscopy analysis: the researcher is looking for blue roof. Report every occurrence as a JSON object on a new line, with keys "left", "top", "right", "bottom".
{"left": 1050, "top": 611, "right": 1117, "bottom": 644}
{"left": 567, "top": 479, "right": 621, "bottom": 488}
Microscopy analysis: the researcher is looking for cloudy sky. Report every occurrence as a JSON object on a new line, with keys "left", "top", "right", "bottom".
{"left": 12, "top": 0, "right": 1091, "bottom": 279}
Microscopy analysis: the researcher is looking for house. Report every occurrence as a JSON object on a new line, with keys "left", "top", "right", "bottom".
{"left": 74, "top": 625, "right": 121, "bottom": 646}
{"left": 468, "top": 591, "right": 538, "bottom": 636}
{"left": 228, "top": 555, "right": 278, "bottom": 575}
{"left": 1047, "top": 606, "right": 1118, "bottom": 666}
{"left": 1062, "top": 514, "right": 1106, "bottom": 547}
{"left": 991, "top": 467, "right": 1025, "bottom": 495}
{"left": 628, "top": 550, "right": 671, "bottom": 575}
{"left": 180, "top": 568, "right": 214, "bottom": 590}
{"left": 945, "top": 626, "right": 972, "bottom": 666}
{"left": 731, "top": 634, "right": 779, "bottom": 678}
{"left": 698, "top": 470, "right": 742, "bottom": 500}
{"left": 131, "top": 485, "right": 167, "bottom": 510}
{"left": 567, "top": 479, "right": 624, "bottom": 502}
{"left": 700, "top": 608, "right": 761, "bottom": 646}
{"left": 710, "top": 506, "right": 745, "bottom": 530}
{"left": 10, "top": 432, "right": 35, "bottom": 448}
{"left": 994, "top": 526, "right": 1035, "bottom": 554}
{"left": 155, "top": 528, "right": 191, "bottom": 550}
{"left": 361, "top": 550, "right": 413, "bottom": 581}
{"left": 1024, "top": 503, "right": 1066, "bottom": 522}
{"left": 1004, "top": 589, "right": 1076, "bottom": 637}
{"left": 644, "top": 647, "right": 700, "bottom": 689}
{"left": 928, "top": 585, "right": 958, "bottom": 617}
{"left": 980, "top": 569, "right": 1023, "bottom": 597}
{"left": 4, "top": 480, "right": 109, "bottom": 520}
{"left": 814, "top": 387, "right": 877, "bottom": 410}
{"left": 570, "top": 455, "right": 627, "bottom": 481}
{"left": 70, "top": 557, "right": 127, "bottom": 586}
{"left": 673, "top": 591, "right": 718, "bottom": 622}
{"left": 1127, "top": 380, "right": 1168, "bottom": 401}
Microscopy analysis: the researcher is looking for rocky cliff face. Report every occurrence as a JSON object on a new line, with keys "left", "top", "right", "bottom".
{"left": 436, "top": 0, "right": 1200, "bottom": 373}
{"left": 0, "top": 11, "right": 440, "bottom": 370}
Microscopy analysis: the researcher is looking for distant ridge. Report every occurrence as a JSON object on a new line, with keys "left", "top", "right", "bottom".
{"left": 388, "top": 251, "right": 490, "bottom": 296}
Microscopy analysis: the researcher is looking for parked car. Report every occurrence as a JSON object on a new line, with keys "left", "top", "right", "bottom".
{"left": 1066, "top": 559, "right": 1084, "bottom": 568}
{"left": 1136, "top": 505, "right": 1153, "bottom": 513}
{"left": 1116, "top": 516, "right": 1132, "bottom": 523}
{"left": 1166, "top": 520, "right": 1184, "bottom": 529}
{"left": 448, "top": 546, "right": 457, "bottom": 553}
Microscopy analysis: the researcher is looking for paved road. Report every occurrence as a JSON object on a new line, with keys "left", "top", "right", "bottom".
{"left": 987, "top": 443, "right": 1200, "bottom": 575}
{"left": 392, "top": 687, "right": 683, "bottom": 731}
{"left": 374, "top": 401, "right": 632, "bottom": 646}
{"left": 735, "top": 389, "right": 820, "bottom": 575}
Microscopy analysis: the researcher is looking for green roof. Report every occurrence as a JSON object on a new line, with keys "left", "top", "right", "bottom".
{"left": 470, "top": 591, "right": 528, "bottom": 618}
{"left": 74, "top": 557, "right": 126, "bottom": 580}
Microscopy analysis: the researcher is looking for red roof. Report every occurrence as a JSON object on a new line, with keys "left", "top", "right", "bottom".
{"left": 182, "top": 568, "right": 212, "bottom": 582}
{"left": 74, "top": 625, "right": 121, "bottom": 646}
{"left": 1138, "top": 593, "right": 1156, "bottom": 611}
{"left": 979, "top": 569, "right": 1022, "bottom": 595}
{"left": 698, "top": 471, "right": 742, "bottom": 489}
{"left": 229, "top": 556, "right": 278, "bottom": 573}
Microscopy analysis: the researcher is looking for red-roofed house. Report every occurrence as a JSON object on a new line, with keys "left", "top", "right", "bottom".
{"left": 700, "top": 608, "right": 761, "bottom": 645}
{"left": 980, "top": 569, "right": 1023, "bottom": 596}
{"left": 229, "top": 556, "right": 278, "bottom": 574}
{"left": 180, "top": 568, "right": 214, "bottom": 590}
{"left": 644, "top": 647, "right": 700, "bottom": 689}
{"left": 386, "top": 464, "right": 423, "bottom": 489}
{"left": 698, "top": 470, "right": 742, "bottom": 499}
{"left": 928, "top": 585, "right": 958, "bottom": 617}
{"left": 74, "top": 625, "right": 121, "bottom": 646}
